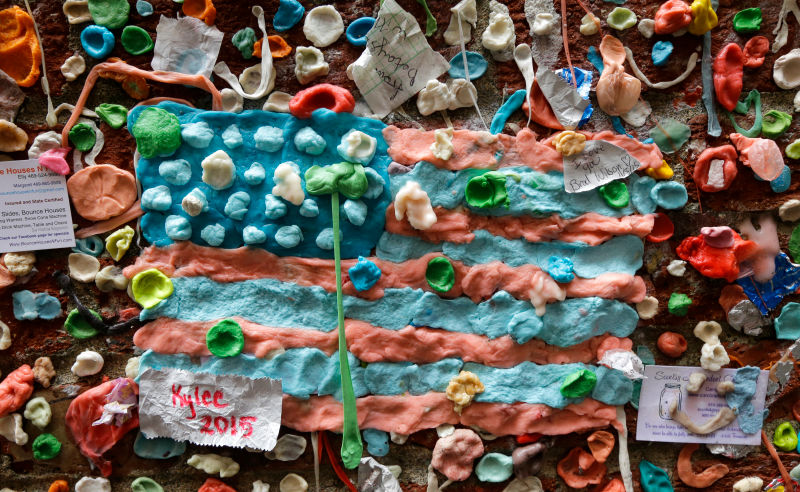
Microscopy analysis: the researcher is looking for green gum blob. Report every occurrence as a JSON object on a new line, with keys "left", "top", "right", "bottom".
{"left": 131, "top": 107, "right": 182, "bottom": 158}
{"left": 131, "top": 268, "right": 174, "bottom": 309}
{"left": 559, "top": 368, "right": 597, "bottom": 398}
{"left": 68, "top": 122, "right": 96, "bottom": 152}
{"left": 649, "top": 119, "right": 690, "bottom": 154}
{"left": 607, "top": 7, "right": 637, "bottom": 30}
{"left": 206, "top": 319, "right": 245, "bottom": 358}
{"left": 121, "top": 26, "right": 154, "bottom": 56}
{"left": 668, "top": 292, "right": 692, "bottom": 316}
{"left": 232, "top": 27, "right": 257, "bottom": 59}
{"left": 727, "top": 90, "right": 762, "bottom": 137}
{"left": 64, "top": 308, "right": 102, "bottom": 339}
{"left": 786, "top": 139, "right": 800, "bottom": 160}
{"left": 598, "top": 180, "right": 629, "bottom": 209}
{"left": 95, "top": 103, "right": 129, "bottom": 129}
{"left": 732, "top": 8, "right": 762, "bottom": 33}
{"left": 87, "top": 0, "right": 130, "bottom": 29}
{"left": 32, "top": 433, "right": 62, "bottom": 460}
{"left": 305, "top": 161, "right": 368, "bottom": 199}
{"left": 762, "top": 110, "right": 792, "bottom": 139}
{"left": 425, "top": 256, "right": 455, "bottom": 293}
{"left": 774, "top": 421, "right": 798, "bottom": 452}
{"left": 131, "top": 477, "right": 164, "bottom": 492}
{"left": 465, "top": 172, "right": 509, "bottom": 209}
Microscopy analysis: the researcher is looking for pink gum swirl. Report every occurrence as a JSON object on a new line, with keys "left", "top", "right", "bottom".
{"left": 281, "top": 393, "right": 621, "bottom": 436}
{"left": 384, "top": 205, "right": 655, "bottom": 246}
{"left": 124, "top": 243, "right": 646, "bottom": 303}
{"left": 383, "top": 126, "right": 664, "bottom": 172}
{"left": 133, "top": 317, "right": 632, "bottom": 366}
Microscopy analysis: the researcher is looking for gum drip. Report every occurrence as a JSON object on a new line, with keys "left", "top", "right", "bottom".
{"left": 61, "top": 61, "right": 223, "bottom": 148}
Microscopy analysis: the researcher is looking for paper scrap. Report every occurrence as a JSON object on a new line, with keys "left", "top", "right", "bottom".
{"left": 138, "top": 368, "right": 282, "bottom": 451}
{"left": 0, "top": 159, "right": 74, "bottom": 253}
{"left": 350, "top": 0, "right": 450, "bottom": 118}
{"left": 636, "top": 365, "right": 768, "bottom": 445}
{"left": 536, "top": 68, "right": 590, "bottom": 130}
{"left": 151, "top": 16, "right": 224, "bottom": 78}
{"left": 562, "top": 140, "right": 640, "bottom": 194}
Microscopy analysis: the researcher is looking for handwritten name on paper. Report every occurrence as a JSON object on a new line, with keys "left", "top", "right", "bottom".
{"left": 350, "top": 0, "right": 448, "bottom": 117}
{"left": 635, "top": 365, "right": 767, "bottom": 445}
{"left": 139, "top": 368, "right": 281, "bottom": 450}
{"left": 562, "top": 141, "right": 640, "bottom": 194}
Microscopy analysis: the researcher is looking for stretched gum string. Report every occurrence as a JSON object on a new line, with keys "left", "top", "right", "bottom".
{"left": 560, "top": 0, "right": 577, "bottom": 88}
{"left": 61, "top": 61, "right": 223, "bottom": 146}
{"left": 762, "top": 429, "right": 794, "bottom": 492}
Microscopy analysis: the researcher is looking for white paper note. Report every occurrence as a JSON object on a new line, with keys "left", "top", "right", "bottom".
{"left": 138, "top": 368, "right": 282, "bottom": 451}
{"left": 536, "top": 68, "right": 590, "bottom": 130}
{"left": 562, "top": 140, "right": 640, "bottom": 193}
{"left": 635, "top": 365, "right": 768, "bottom": 445}
{"left": 350, "top": 0, "right": 450, "bottom": 118}
{"left": 0, "top": 159, "right": 74, "bottom": 253}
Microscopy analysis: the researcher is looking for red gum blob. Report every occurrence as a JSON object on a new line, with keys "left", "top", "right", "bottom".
{"left": 198, "top": 479, "right": 237, "bottom": 492}
{"left": 0, "top": 364, "right": 33, "bottom": 418}
{"left": 693, "top": 145, "right": 738, "bottom": 192}
{"left": 599, "top": 478, "right": 626, "bottom": 492}
{"left": 657, "top": 332, "right": 688, "bottom": 357}
{"left": 646, "top": 213, "right": 674, "bottom": 242}
{"left": 556, "top": 447, "right": 607, "bottom": 488}
{"left": 676, "top": 230, "right": 759, "bottom": 282}
{"left": 713, "top": 44, "right": 744, "bottom": 112}
{"left": 743, "top": 36, "right": 770, "bottom": 68}
{"left": 586, "top": 430, "right": 615, "bottom": 463}
{"left": 676, "top": 443, "right": 730, "bottom": 488}
{"left": 730, "top": 133, "right": 785, "bottom": 182}
{"left": 289, "top": 84, "right": 355, "bottom": 119}
{"left": 521, "top": 79, "right": 564, "bottom": 130}
{"left": 654, "top": 0, "right": 693, "bottom": 34}
{"left": 65, "top": 379, "right": 140, "bottom": 477}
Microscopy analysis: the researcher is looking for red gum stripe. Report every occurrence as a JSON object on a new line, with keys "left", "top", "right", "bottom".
{"left": 134, "top": 317, "right": 631, "bottom": 366}
{"left": 124, "top": 243, "right": 647, "bottom": 304}
{"left": 281, "top": 393, "right": 622, "bottom": 436}
{"left": 384, "top": 204, "right": 655, "bottom": 246}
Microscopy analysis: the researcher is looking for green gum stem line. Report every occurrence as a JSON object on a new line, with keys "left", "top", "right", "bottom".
{"left": 379, "top": 0, "right": 437, "bottom": 36}
{"left": 331, "top": 191, "right": 363, "bottom": 469}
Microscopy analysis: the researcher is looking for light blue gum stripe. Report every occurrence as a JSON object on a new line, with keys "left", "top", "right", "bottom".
{"left": 138, "top": 349, "right": 633, "bottom": 407}
{"left": 140, "top": 277, "right": 638, "bottom": 347}
{"left": 390, "top": 161, "right": 636, "bottom": 219}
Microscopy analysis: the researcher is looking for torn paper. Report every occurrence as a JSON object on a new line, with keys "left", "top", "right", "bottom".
{"left": 138, "top": 368, "right": 281, "bottom": 451}
{"left": 350, "top": 0, "right": 449, "bottom": 118}
{"left": 563, "top": 140, "right": 640, "bottom": 193}
{"left": 536, "top": 69, "right": 590, "bottom": 130}
{"left": 151, "top": 16, "right": 223, "bottom": 79}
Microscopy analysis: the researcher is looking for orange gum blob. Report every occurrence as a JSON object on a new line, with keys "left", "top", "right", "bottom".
{"left": 743, "top": 36, "right": 769, "bottom": 68}
{"left": 183, "top": 0, "right": 216, "bottom": 26}
{"left": 556, "top": 447, "right": 607, "bottom": 488}
{"left": 657, "top": 332, "right": 688, "bottom": 357}
{"left": 61, "top": 60, "right": 222, "bottom": 146}
{"left": 0, "top": 6, "right": 41, "bottom": 87}
{"left": 587, "top": 430, "right": 615, "bottom": 463}
{"left": 713, "top": 43, "right": 744, "bottom": 112}
{"left": 521, "top": 79, "right": 564, "bottom": 130}
{"left": 676, "top": 443, "right": 729, "bottom": 488}
{"left": 48, "top": 481, "right": 69, "bottom": 492}
{"left": 596, "top": 35, "right": 641, "bottom": 116}
{"left": 654, "top": 0, "right": 692, "bottom": 34}
{"left": 66, "top": 164, "right": 138, "bottom": 221}
{"left": 267, "top": 35, "right": 292, "bottom": 58}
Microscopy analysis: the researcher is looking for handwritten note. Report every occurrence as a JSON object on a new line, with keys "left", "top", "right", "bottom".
{"left": 138, "top": 368, "right": 282, "bottom": 451}
{"left": 0, "top": 160, "right": 74, "bottom": 253}
{"left": 350, "top": 0, "right": 449, "bottom": 117}
{"left": 636, "top": 365, "right": 768, "bottom": 445}
{"left": 563, "top": 141, "right": 640, "bottom": 194}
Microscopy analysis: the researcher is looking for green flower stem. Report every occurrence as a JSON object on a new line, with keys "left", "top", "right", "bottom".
{"left": 332, "top": 191, "right": 363, "bottom": 469}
